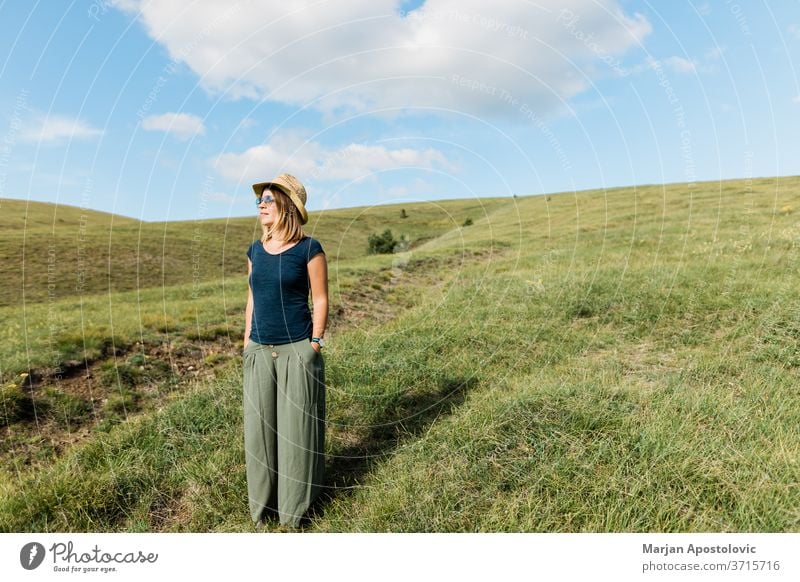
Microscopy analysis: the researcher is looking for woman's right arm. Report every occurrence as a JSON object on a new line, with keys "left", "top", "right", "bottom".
{"left": 244, "top": 258, "right": 253, "bottom": 348}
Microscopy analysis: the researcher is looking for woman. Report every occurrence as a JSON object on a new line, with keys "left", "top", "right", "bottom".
{"left": 242, "top": 173, "right": 328, "bottom": 530}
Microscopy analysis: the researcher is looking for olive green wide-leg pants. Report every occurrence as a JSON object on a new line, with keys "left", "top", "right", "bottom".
{"left": 243, "top": 338, "right": 326, "bottom": 528}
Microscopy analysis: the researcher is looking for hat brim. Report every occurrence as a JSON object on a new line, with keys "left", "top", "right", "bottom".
{"left": 252, "top": 181, "right": 290, "bottom": 198}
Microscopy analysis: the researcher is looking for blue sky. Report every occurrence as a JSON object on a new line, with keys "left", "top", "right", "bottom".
{"left": 0, "top": 0, "right": 798, "bottom": 222}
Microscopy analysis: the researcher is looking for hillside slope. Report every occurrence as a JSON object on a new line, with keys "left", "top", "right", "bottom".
{"left": 1, "top": 176, "right": 799, "bottom": 532}
{"left": 0, "top": 197, "right": 507, "bottom": 306}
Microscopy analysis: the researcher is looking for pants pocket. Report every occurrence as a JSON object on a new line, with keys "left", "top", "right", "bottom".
{"left": 303, "top": 340, "right": 321, "bottom": 364}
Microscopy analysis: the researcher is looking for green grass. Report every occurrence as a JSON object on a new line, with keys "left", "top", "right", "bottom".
{"left": 0, "top": 195, "right": 508, "bottom": 382}
{"left": 0, "top": 196, "right": 508, "bottom": 308}
{"left": 1, "top": 176, "right": 799, "bottom": 532}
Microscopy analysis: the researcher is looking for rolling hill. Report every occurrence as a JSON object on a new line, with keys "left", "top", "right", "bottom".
{"left": 1, "top": 175, "right": 799, "bottom": 532}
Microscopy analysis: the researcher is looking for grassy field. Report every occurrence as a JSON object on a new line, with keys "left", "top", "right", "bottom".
{"left": 0, "top": 197, "right": 505, "bottom": 307}
{"left": 1, "top": 176, "right": 799, "bottom": 532}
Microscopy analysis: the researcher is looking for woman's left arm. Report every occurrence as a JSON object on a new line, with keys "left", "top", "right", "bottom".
{"left": 308, "top": 253, "right": 328, "bottom": 351}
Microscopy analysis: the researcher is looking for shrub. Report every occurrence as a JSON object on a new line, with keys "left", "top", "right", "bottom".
{"left": 368, "top": 229, "right": 399, "bottom": 254}
{"left": 463, "top": 217, "right": 473, "bottom": 227}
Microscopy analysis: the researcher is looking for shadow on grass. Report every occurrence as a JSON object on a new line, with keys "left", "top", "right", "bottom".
{"left": 306, "top": 374, "right": 479, "bottom": 523}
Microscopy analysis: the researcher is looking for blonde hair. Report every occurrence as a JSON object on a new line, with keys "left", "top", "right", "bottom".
{"left": 260, "top": 188, "right": 305, "bottom": 244}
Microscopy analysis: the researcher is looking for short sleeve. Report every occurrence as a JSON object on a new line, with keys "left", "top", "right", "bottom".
{"left": 246, "top": 241, "right": 256, "bottom": 261}
{"left": 306, "top": 238, "right": 325, "bottom": 263}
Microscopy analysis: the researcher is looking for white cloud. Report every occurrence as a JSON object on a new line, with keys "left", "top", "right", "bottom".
{"left": 696, "top": 3, "right": 711, "bottom": 16}
{"left": 212, "top": 133, "right": 457, "bottom": 186}
{"left": 142, "top": 112, "right": 206, "bottom": 140}
{"left": 661, "top": 56, "right": 696, "bottom": 74}
{"left": 627, "top": 55, "right": 702, "bottom": 77}
{"left": 792, "top": 95, "right": 800, "bottom": 104}
{"left": 112, "top": 0, "right": 651, "bottom": 119}
{"left": 789, "top": 23, "right": 800, "bottom": 40}
{"left": 19, "top": 113, "right": 103, "bottom": 143}
{"left": 635, "top": 50, "right": 717, "bottom": 77}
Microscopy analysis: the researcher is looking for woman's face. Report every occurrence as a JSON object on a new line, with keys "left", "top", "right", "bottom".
{"left": 258, "top": 188, "right": 277, "bottom": 229}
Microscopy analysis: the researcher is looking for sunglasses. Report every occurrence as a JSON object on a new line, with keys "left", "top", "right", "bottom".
{"left": 255, "top": 194, "right": 275, "bottom": 206}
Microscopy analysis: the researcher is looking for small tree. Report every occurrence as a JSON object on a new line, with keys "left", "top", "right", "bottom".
{"left": 463, "top": 217, "right": 473, "bottom": 227}
{"left": 367, "top": 229, "right": 398, "bottom": 254}
{"left": 400, "top": 208, "right": 408, "bottom": 219}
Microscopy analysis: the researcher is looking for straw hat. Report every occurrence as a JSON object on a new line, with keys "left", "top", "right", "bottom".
{"left": 252, "top": 173, "right": 308, "bottom": 224}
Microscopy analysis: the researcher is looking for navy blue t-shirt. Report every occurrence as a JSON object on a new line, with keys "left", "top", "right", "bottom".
{"left": 246, "top": 236, "right": 325, "bottom": 344}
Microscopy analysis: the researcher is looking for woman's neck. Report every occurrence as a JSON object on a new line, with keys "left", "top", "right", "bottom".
{"left": 268, "top": 229, "right": 287, "bottom": 244}
{"left": 268, "top": 230, "right": 302, "bottom": 245}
